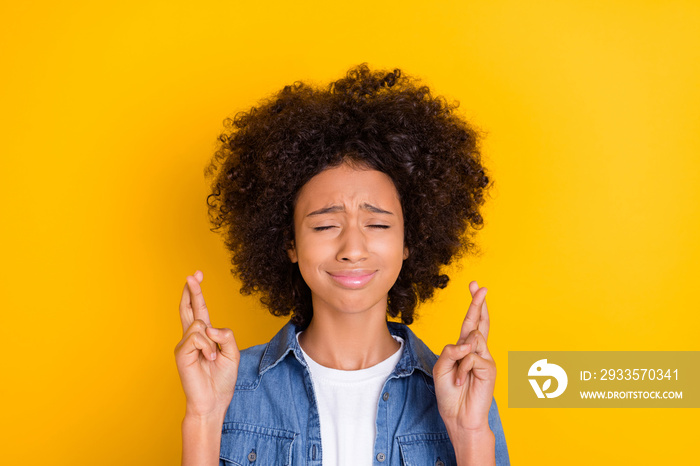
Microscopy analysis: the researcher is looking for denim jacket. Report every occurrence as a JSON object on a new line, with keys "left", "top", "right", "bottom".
{"left": 219, "top": 321, "right": 510, "bottom": 466}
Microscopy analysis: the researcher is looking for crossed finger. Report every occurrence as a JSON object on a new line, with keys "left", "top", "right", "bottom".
{"left": 179, "top": 270, "right": 212, "bottom": 335}
{"left": 458, "top": 281, "right": 490, "bottom": 344}
{"left": 461, "top": 329, "right": 493, "bottom": 361}
{"left": 175, "top": 318, "right": 219, "bottom": 361}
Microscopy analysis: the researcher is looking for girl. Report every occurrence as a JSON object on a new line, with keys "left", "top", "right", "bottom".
{"left": 175, "top": 64, "right": 509, "bottom": 465}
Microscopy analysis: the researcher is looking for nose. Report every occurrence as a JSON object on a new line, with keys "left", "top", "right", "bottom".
{"left": 336, "top": 224, "right": 368, "bottom": 263}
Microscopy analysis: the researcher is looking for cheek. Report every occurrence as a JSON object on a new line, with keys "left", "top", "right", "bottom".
{"left": 296, "top": 254, "right": 322, "bottom": 289}
{"left": 295, "top": 239, "right": 330, "bottom": 270}
{"left": 378, "top": 231, "right": 407, "bottom": 267}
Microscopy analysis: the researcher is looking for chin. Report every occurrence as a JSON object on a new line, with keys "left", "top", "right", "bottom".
{"left": 332, "top": 298, "right": 387, "bottom": 316}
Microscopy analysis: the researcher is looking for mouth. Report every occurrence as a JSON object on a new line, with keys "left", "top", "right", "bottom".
{"left": 327, "top": 270, "right": 377, "bottom": 289}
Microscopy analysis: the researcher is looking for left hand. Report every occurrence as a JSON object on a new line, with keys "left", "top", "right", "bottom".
{"left": 433, "top": 281, "right": 496, "bottom": 432}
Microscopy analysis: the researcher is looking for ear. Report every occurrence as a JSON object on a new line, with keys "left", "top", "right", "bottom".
{"left": 287, "top": 240, "right": 298, "bottom": 263}
{"left": 403, "top": 246, "right": 409, "bottom": 260}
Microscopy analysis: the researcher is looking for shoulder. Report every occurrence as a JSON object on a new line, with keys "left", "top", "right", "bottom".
{"left": 387, "top": 322, "right": 439, "bottom": 377}
{"left": 389, "top": 323, "right": 510, "bottom": 463}
{"left": 235, "top": 342, "right": 267, "bottom": 388}
{"left": 235, "top": 320, "right": 302, "bottom": 389}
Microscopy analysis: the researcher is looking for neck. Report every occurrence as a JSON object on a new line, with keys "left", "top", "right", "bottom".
{"left": 299, "top": 303, "right": 400, "bottom": 370}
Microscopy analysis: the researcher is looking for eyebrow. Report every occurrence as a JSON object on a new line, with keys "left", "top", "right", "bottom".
{"left": 306, "top": 203, "right": 394, "bottom": 217}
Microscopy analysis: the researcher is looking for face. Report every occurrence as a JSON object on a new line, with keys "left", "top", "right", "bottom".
{"left": 287, "top": 162, "right": 409, "bottom": 318}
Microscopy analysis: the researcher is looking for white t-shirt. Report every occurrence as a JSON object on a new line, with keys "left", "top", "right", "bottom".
{"left": 297, "top": 332, "right": 404, "bottom": 466}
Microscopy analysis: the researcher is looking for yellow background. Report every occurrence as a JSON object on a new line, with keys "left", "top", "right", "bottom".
{"left": 2, "top": 0, "right": 698, "bottom": 464}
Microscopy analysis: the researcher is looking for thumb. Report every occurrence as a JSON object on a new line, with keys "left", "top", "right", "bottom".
{"left": 433, "top": 343, "right": 471, "bottom": 378}
{"left": 206, "top": 327, "right": 240, "bottom": 361}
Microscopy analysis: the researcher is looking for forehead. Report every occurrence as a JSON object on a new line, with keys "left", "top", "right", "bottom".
{"left": 294, "top": 163, "right": 401, "bottom": 212}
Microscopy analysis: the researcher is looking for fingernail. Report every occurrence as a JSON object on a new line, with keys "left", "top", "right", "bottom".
{"left": 456, "top": 377, "right": 462, "bottom": 386}
{"left": 211, "top": 352, "right": 217, "bottom": 360}
{"left": 460, "top": 344, "right": 469, "bottom": 351}
{"left": 208, "top": 328, "right": 219, "bottom": 335}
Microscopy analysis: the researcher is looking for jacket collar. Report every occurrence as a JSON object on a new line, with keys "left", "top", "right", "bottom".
{"left": 258, "top": 320, "right": 437, "bottom": 379}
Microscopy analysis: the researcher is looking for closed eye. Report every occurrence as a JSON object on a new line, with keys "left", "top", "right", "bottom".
{"left": 313, "top": 225, "right": 389, "bottom": 231}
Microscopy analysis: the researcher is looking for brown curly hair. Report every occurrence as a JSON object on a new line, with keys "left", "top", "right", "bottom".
{"left": 205, "top": 63, "right": 490, "bottom": 328}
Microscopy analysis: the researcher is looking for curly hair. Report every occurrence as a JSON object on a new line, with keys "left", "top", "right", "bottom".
{"left": 205, "top": 63, "right": 490, "bottom": 328}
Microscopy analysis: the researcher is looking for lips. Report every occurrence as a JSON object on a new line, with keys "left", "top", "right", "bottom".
{"left": 327, "top": 270, "right": 377, "bottom": 289}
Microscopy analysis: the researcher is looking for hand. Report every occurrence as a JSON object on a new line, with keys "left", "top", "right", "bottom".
{"left": 174, "top": 270, "right": 240, "bottom": 420}
{"left": 433, "top": 281, "right": 496, "bottom": 433}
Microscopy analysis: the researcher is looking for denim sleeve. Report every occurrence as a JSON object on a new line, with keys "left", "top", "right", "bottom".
{"left": 488, "top": 397, "right": 510, "bottom": 466}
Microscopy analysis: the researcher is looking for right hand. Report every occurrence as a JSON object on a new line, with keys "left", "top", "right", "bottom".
{"left": 175, "top": 270, "right": 240, "bottom": 420}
